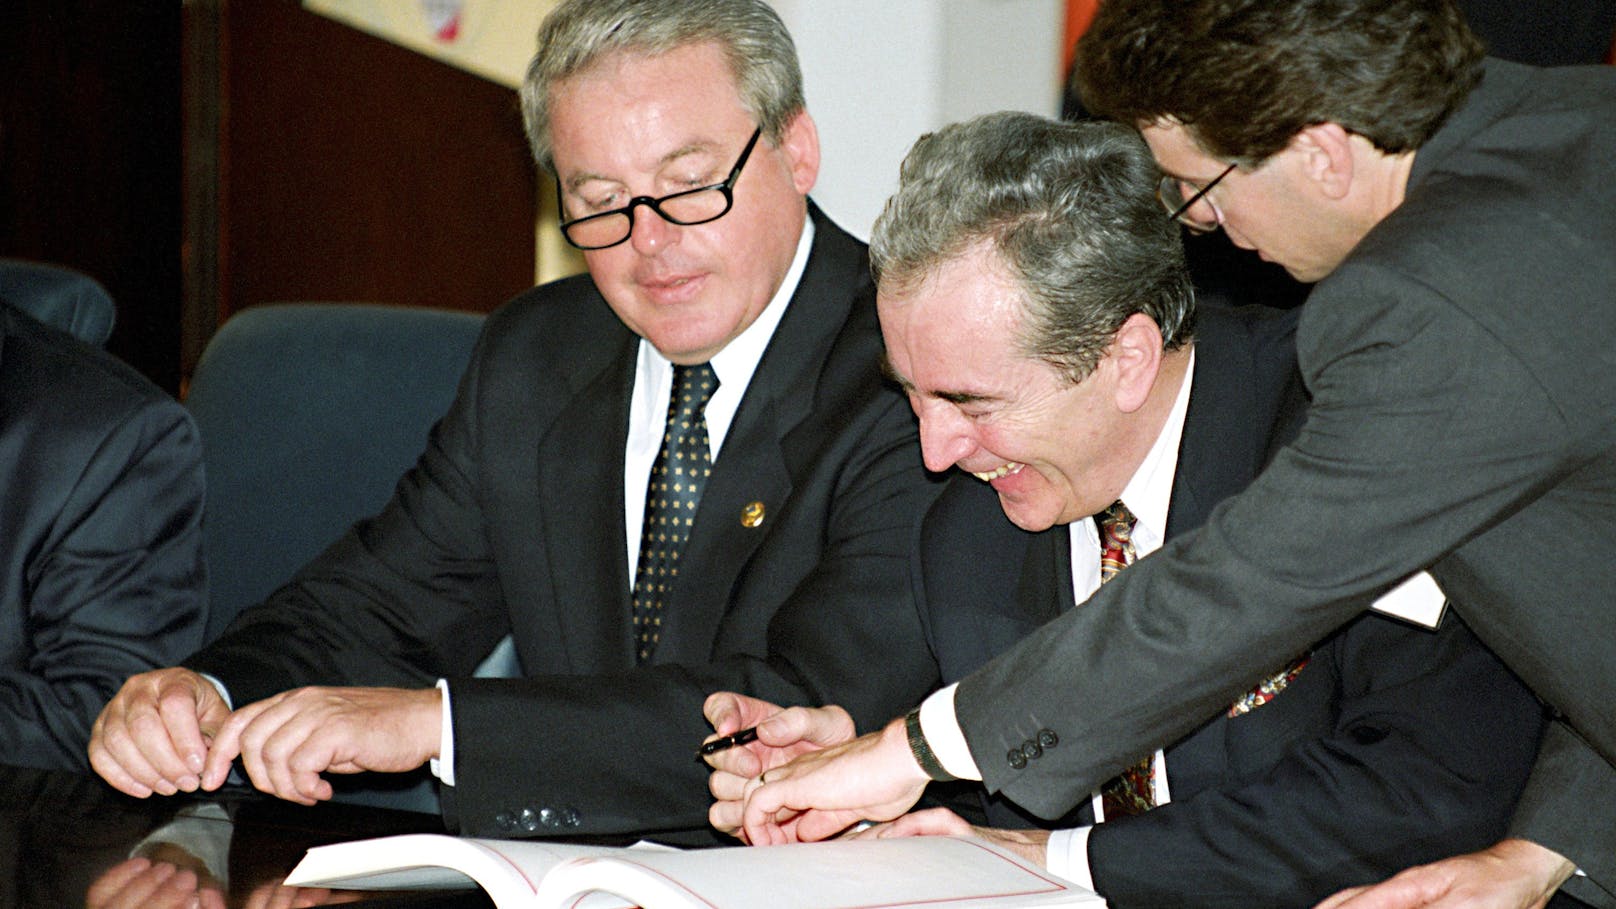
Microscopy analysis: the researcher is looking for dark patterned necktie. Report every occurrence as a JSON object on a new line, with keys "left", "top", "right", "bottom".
{"left": 631, "top": 363, "right": 718, "bottom": 664}
{"left": 1093, "top": 501, "right": 1160, "bottom": 819}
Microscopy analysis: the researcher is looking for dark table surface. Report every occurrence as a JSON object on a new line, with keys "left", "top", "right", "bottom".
{"left": 12, "top": 762, "right": 1597, "bottom": 909}
{"left": 0, "top": 762, "right": 498, "bottom": 909}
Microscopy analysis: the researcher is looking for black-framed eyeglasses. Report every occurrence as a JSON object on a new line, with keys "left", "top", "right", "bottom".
{"left": 556, "top": 126, "right": 764, "bottom": 251}
{"left": 1157, "top": 162, "right": 1237, "bottom": 234}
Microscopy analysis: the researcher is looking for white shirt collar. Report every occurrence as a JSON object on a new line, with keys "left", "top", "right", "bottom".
{"left": 623, "top": 213, "right": 814, "bottom": 579}
{"left": 632, "top": 213, "right": 814, "bottom": 457}
{"left": 1115, "top": 347, "right": 1195, "bottom": 557}
{"left": 1070, "top": 349, "right": 1196, "bottom": 584}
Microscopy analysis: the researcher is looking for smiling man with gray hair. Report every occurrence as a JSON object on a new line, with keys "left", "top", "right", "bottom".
{"left": 705, "top": 111, "right": 1543, "bottom": 907}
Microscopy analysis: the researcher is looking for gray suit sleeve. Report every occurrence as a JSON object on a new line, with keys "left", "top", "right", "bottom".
{"left": 955, "top": 268, "right": 1586, "bottom": 814}
{"left": 1510, "top": 721, "right": 1616, "bottom": 907}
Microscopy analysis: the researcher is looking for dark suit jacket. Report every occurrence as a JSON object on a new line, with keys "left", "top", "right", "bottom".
{"left": 951, "top": 60, "right": 1616, "bottom": 905}
{"left": 189, "top": 207, "right": 942, "bottom": 839}
{"left": 918, "top": 306, "right": 1543, "bottom": 908}
{"left": 0, "top": 303, "right": 207, "bottom": 771}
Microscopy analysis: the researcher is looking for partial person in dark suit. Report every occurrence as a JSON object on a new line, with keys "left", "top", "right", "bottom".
{"left": 706, "top": 113, "right": 1543, "bottom": 908}
{"left": 727, "top": 2, "right": 1616, "bottom": 907}
{"left": 0, "top": 302, "right": 206, "bottom": 771}
{"left": 1455, "top": 0, "right": 1616, "bottom": 67}
{"left": 88, "top": 0, "right": 939, "bottom": 841}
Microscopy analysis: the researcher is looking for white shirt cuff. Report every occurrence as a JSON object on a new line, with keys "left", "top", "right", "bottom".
{"left": 429, "top": 678, "right": 456, "bottom": 786}
{"left": 198, "top": 673, "right": 232, "bottom": 710}
{"left": 918, "top": 684, "right": 981, "bottom": 781}
{"left": 129, "top": 802, "right": 234, "bottom": 885}
{"left": 1046, "top": 826, "right": 1096, "bottom": 893}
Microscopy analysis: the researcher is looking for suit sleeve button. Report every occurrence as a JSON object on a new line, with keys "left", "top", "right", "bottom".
{"left": 539, "top": 807, "right": 561, "bottom": 828}
{"left": 518, "top": 808, "right": 541, "bottom": 833}
{"left": 562, "top": 807, "right": 581, "bottom": 828}
{"left": 495, "top": 812, "right": 515, "bottom": 831}
{"left": 1021, "top": 741, "right": 1042, "bottom": 760}
{"left": 1037, "top": 729, "right": 1059, "bottom": 748}
{"left": 1008, "top": 749, "right": 1027, "bottom": 770}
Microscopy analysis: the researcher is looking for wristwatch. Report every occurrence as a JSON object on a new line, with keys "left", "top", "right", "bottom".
{"left": 904, "top": 709, "right": 958, "bottom": 782}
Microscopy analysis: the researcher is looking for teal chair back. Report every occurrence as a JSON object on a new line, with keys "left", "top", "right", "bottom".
{"left": 0, "top": 258, "right": 116, "bottom": 346}
{"left": 186, "top": 303, "right": 485, "bottom": 640}
{"left": 186, "top": 302, "right": 486, "bottom": 813}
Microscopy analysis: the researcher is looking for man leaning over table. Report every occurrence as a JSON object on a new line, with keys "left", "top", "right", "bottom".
{"left": 717, "top": 1, "right": 1616, "bottom": 906}
{"left": 705, "top": 111, "right": 1543, "bottom": 909}
{"left": 88, "top": 0, "right": 940, "bottom": 842}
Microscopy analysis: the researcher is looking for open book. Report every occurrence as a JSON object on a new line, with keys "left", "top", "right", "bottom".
{"left": 284, "top": 832, "right": 1103, "bottom": 909}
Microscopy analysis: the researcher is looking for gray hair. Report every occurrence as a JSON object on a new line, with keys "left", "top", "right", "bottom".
{"left": 521, "top": 0, "right": 806, "bottom": 172}
{"left": 871, "top": 112, "right": 1195, "bottom": 383}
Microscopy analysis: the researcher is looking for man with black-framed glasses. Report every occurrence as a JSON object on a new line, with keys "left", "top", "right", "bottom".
{"left": 91, "top": 0, "right": 940, "bottom": 845}
{"left": 1158, "top": 162, "right": 1236, "bottom": 235}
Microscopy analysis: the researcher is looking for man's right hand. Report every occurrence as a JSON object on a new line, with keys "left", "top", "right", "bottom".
{"left": 90, "top": 667, "right": 232, "bottom": 797}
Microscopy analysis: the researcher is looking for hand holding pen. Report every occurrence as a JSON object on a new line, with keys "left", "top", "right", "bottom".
{"left": 700, "top": 692, "right": 858, "bottom": 840}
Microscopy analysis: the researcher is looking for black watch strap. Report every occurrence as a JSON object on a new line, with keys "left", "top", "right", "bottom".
{"left": 905, "top": 709, "right": 959, "bottom": 782}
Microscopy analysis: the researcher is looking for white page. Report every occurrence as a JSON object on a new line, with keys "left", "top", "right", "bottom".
{"left": 534, "top": 837, "right": 1102, "bottom": 909}
{"left": 286, "top": 834, "right": 626, "bottom": 907}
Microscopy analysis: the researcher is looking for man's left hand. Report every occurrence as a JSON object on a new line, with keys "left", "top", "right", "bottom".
{"left": 204, "top": 686, "right": 442, "bottom": 805}
{"left": 86, "top": 855, "right": 225, "bottom": 909}
{"left": 1313, "top": 838, "right": 1576, "bottom": 909}
{"left": 848, "top": 807, "right": 1052, "bottom": 869}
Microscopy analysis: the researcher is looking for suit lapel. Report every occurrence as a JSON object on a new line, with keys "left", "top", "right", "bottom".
{"left": 537, "top": 335, "right": 638, "bottom": 671}
{"left": 1165, "top": 308, "right": 1270, "bottom": 541}
{"left": 1025, "top": 526, "right": 1078, "bottom": 621}
{"left": 654, "top": 207, "right": 865, "bottom": 662}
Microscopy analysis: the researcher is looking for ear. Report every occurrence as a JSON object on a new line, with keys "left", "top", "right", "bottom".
{"left": 1291, "top": 123, "right": 1355, "bottom": 201}
{"left": 777, "top": 110, "right": 821, "bottom": 196}
{"left": 1108, "top": 313, "right": 1165, "bottom": 414}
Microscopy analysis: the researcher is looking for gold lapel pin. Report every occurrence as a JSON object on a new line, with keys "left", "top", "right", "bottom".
{"left": 740, "top": 500, "right": 766, "bottom": 528}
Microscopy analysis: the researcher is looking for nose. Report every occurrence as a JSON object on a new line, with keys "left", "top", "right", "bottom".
{"left": 915, "top": 399, "right": 976, "bottom": 473}
{"left": 628, "top": 202, "right": 679, "bottom": 256}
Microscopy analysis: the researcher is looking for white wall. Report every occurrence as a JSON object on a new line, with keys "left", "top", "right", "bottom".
{"left": 770, "top": 0, "right": 1065, "bottom": 240}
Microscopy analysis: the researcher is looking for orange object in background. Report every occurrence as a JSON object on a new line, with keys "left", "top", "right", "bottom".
{"left": 1064, "top": 0, "right": 1101, "bottom": 73}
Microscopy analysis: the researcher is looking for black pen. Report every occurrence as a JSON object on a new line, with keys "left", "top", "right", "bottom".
{"left": 698, "top": 726, "right": 758, "bottom": 757}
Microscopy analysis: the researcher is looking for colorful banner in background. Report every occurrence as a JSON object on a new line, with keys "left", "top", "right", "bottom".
{"left": 1063, "top": 0, "right": 1101, "bottom": 73}
{"left": 1064, "top": 0, "right": 1616, "bottom": 66}
{"left": 301, "top": 0, "right": 555, "bottom": 88}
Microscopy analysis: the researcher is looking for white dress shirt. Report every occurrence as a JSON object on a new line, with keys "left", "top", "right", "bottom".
{"left": 918, "top": 352, "right": 1196, "bottom": 890}
{"left": 620, "top": 217, "right": 814, "bottom": 577}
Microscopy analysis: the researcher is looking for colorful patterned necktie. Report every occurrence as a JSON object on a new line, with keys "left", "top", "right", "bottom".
{"left": 1091, "top": 499, "right": 1311, "bottom": 820}
{"left": 1093, "top": 501, "right": 1159, "bottom": 819}
{"left": 631, "top": 363, "right": 718, "bottom": 664}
